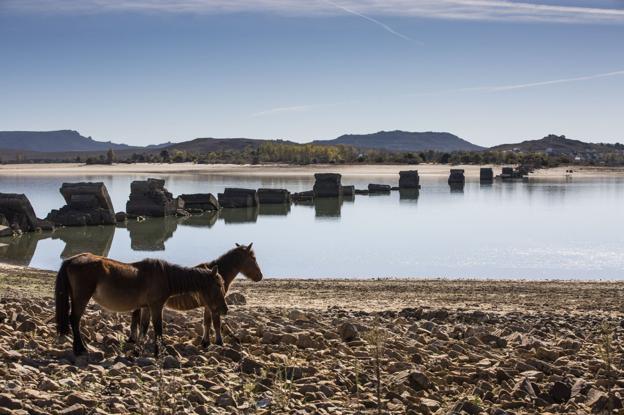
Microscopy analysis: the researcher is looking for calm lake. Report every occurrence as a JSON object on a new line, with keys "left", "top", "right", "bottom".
{"left": 1, "top": 172, "right": 623, "bottom": 279}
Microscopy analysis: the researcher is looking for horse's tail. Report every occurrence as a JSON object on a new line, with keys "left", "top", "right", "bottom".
{"left": 55, "top": 259, "right": 72, "bottom": 336}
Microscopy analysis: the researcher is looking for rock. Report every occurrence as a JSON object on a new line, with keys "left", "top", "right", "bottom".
{"left": 217, "top": 188, "right": 258, "bottom": 208}
{"left": 225, "top": 292, "right": 246, "bottom": 306}
{"left": 408, "top": 371, "right": 432, "bottom": 391}
{"left": 313, "top": 173, "right": 342, "bottom": 198}
{"left": 38, "top": 379, "right": 60, "bottom": 392}
{"left": 189, "top": 387, "right": 211, "bottom": 405}
{"left": 162, "top": 355, "right": 180, "bottom": 369}
{"left": 58, "top": 404, "right": 86, "bottom": 415}
{"left": 178, "top": 193, "right": 220, "bottom": 211}
{"left": 0, "top": 394, "right": 21, "bottom": 410}
{"left": 0, "top": 225, "right": 12, "bottom": 237}
{"left": 291, "top": 190, "right": 314, "bottom": 202}
{"left": 16, "top": 320, "right": 36, "bottom": 332}
{"left": 338, "top": 322, "right": 358, "bottom": 342}
{"left": 221, "top": 347, "right": 242, "bottom": 362}
{"left": 288, "top": 309, "right": 308, "bottom": 321}
{"left": 257, "top": 189, "right": 291, "bottom": 204}
{"left": 240, "top": 357, "right": 263, "bottom": 375}
{"left": 115, "top": 211, "right": 127, "bottom": 222}
{"left": 46, "top": 182, "right": 116, "bottom": 226}
{"left": 216, "top": 392, "right": 235, "bottom": 407}
{"left": 135, "top": 357, "right": 156, "bottom": 368}
{"left": 126, "top": 178, "right": 179, "bottom": 217}
{"left": 549, "top": 381, "right": 571, "bottom": 403}
{"left": 399, "top": 170, "right": 421, "bottom": 189}
{"left": 512, "top": 378, "right": 537, "bottom": 399}
{"left": 341, "top": 185, "right": 355, "bottom": 196}
{"left": 66, "top": 393, "right": 97, "bottom": 408}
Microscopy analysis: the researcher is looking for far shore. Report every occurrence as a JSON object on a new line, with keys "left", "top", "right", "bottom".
{"left": 1, "top": 162, "right": 624, "bottom": 178}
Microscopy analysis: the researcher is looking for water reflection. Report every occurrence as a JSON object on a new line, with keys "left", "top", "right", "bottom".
{"left": 0, "top": 233, "right": 45, "bottom": 266}
{"left": 179, "top": 211, "right": 218, "bottom": 228}
{"left": 314, "top": 197, "right": 343, "bottom": 218}
{"left": 399, "top": 189, "right": 420, "bottom": 202}
{"left": 53, "top": 225, "right": 115, "bottom": 258}
{"left": 220, "top": 207, "right": 258, "bottom": 224}
{"left": 127, "top": 217, "right": 179, "bottom": 251}
{"left": 258, "top": 204, "right": 291, "bottom": 216}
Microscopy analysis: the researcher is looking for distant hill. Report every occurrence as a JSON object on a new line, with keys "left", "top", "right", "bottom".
{"left": 313, "top": 130, "right": 484, "bottom": 152}
{"left": 490, "top": 134, "right": 623, "bottom": 155}
{"left": 163, "top": 137, "right": 271, "bottom": 153}
{"left": 0, "top": 130, "right": 138, "bottom": 152}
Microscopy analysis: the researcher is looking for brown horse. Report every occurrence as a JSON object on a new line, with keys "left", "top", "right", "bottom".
{"left": 130, "top": 243, "right": 262, "bottom": 346}
{"left": 55, "top": 253, "right": 228, "bottom": 357}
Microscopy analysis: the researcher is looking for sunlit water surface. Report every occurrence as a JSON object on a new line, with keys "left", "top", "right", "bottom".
{"left": 1, "top": 172, "right": 623, "bottom": 279}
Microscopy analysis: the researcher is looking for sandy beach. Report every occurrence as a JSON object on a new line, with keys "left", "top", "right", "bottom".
{"left": 1, "top": 162, "right": 624, "bottom": 179}
{"left": 1, "top": 265, "right": 623, "bottom": 414}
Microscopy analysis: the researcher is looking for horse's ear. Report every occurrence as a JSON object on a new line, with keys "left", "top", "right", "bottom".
{"left": 247, "top": 243, "right": 253, "bottom": 251}
{"left": 211, "top": 265, "right": 219, "bottom": 276}
{"left": 235, "top": 243, "right": 240, "bottom": 247}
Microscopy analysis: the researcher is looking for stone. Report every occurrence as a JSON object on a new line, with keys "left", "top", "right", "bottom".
{"left": 408, "top": 371, "right": 432, "bottom": 391}
{"left": 399, "top": 170, "right": 421, "bottom": 189}
{"left": 225, "top": 292, "right": 246, "bottom": 306}
{"left": 0, "top": 225, "right": 12, "bottom": 237}
{"left": 178, "top": 193, "right": 220, "bottom": 211}
{"left": 338, "top": 322, "right": 358, "bottom": 342}
{"left": 162, "top": 355, "right": 180, "bottom": 369}
{"left": 313, "top": 173, "right": 342, "bottom": 198}
{"left": 66, "top": 393, "right": 97, "bottom": 408}
{"left": 216, "top": 392, "right": 235, "bottom": 407}
{"left": 58, "top": 404, "right": 86, "bottom": 415}
{"left": 0, "top": 193, "right": 51, "bottom": 233}
{"left": 549, "top": 381, "right": 571, "bottom": 403}
{"left": 16, "top": 320, "right": 36, "bottom": 332}
{"left": 46, "top": 182, "right": 116, "bottom": 226}
{"left": 0, "top": 394, "right": 21, "bottom": 410}
{"left": 240, "top": 357, "right": 263, "bottom": 375}
{"left": 292, "top": 190, "right": 314, "bottom": 202}
{"left": 217, "top": 188, "right": 259, "bottom": 208}
{"left": 257, "top": 189, "right": 291, "bottom": 204}
{"left": 341, "top": 185, "right": 355, "bottom": 196}
{"left": 126, "top": 178, "right": 179, "bottom": 217}
{"left": 448, "top": 169, "right": 465, "bottom": 185}
{"left": 115, "top": 211, "right": 127, "bottom": 222}
{"left": 189, "top": 388, "right": 211, "bottom": 405}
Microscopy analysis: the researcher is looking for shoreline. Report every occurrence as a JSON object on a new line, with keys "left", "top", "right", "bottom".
{"left": 1, "top": 266, "right": 623, "bottom": 414}
{"left": 1, "top": 162, "right": 624, "bottom": 178}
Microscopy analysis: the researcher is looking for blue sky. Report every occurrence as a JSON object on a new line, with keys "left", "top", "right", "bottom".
{"left": 1, "top": 0, "right": 623, "bottom": 147}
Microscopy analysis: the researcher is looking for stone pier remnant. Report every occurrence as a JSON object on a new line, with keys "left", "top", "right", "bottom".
{"left": 480, "top": 168, "right": 494, "bottom": 183}
{"left": 0, "top": 193, "right": 53, "bottom": 234}
{"left": 178, "top": 193, "right": 220, "bottom": 212}
{"left": 257, "top": 189, "right": 291, "bottom": 204}
{"left": 448, "top": 169, "right": 465, "bottom": 187}
{"left": 46, "top": 182, "right": 116, "bottom": 226}
{"left": 313, "top": 173, "right": 342, "bottom": 198}
{"left": 368, "top": 184, "right": 391, "bottom": 193}
{"left": 126, "top": 178, "right": 181, "bottom": 218}
{"left": 217, "top": 188, "right": 259, "bottom": 208}
{"left": 399, "top": 170, "right": 421, "bottom": 189}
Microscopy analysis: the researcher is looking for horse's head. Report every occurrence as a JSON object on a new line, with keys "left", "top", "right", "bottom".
{"left": 201, "top": 266, "right": 228, "bottom": 316}
{"left": 234, "top": 242, "right": 263, "bottom": 282}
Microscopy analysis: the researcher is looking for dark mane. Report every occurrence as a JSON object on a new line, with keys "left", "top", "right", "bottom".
{"left": 199, "top": 246, "right": 247, "bottom": 279}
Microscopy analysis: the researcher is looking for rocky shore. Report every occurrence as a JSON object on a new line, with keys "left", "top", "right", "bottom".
{"left": 1, "top": 269, "right": 623, "bottom": 414}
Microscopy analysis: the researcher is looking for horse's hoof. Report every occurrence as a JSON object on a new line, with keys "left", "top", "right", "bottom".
{"left": 215, "top": 339, "right": 224, "bottom": 347}
{"left": 201, "top": 340, "right": 210, "bottom": 348}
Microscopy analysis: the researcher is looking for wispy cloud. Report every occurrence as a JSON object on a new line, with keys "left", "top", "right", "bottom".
{"left": 323, "top": 0, "right": 416, "bottom": 42}
{"left": 5, "top": 0, "right": 624, "bottom": 24}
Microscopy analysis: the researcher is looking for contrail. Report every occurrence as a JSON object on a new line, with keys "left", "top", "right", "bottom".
{"left": 324, "top": 0, "right": 419, "bottom": 43}
{"left": 462, "top": 69, "right": 624, "bottom": 93}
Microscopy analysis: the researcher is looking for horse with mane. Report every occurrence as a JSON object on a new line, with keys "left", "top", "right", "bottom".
{"left": 129, "top": 243, "right": 262, "bottom": 346}
{"left": 55, "top": 252, "right": 227, "bottom": 357}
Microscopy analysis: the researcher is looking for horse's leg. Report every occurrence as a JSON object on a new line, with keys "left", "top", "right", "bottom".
{"left": 128, "top": 309, "right": 140, "bottom": 343}
{"left": 149, "top": 304, "right": 164, "bottom": 357}
{"left": 201, "top": 307, "right": 213, "bottom": 348}
{"left": 139, "top": 307, "right": 150, "bottom": 339}
{"left": 69, "top": 295, "right": 90, "bottom": 356}
{"left": 212, "top": 312, "right": 223, "bottom": 346}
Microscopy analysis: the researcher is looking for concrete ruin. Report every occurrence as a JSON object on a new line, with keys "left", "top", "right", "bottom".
{"left": 448, "top": 169, "right": 466, "bottom": 186}
{"left": 341, "top": 185, "right": 355, "bottom": 196}
{"left": 178, "top": 193, "right": 220, "bottom": 212}
{"left": 368, "top": 184, "right": 391, "bottom": 193}
{"left": 313, "top": 173, "right": 342, "bottom": 198}
{"left": 0, "top": 193, "right": 53, "bottom": 234}
{"left": 480, "top": 168, "right": 494, "bottom": 183}
{"left": 46, "top": 182, "right": 116, "bottom": 226}
{"left": 257, "top": 189, "right": 291, "bottom": 204}
{"left": 126, "top": 178, "right": 181, "bottom": 218}
{"left": 399, "top": 170, "right": 421, "bottom": 189}
{"left": 217, "top": 188, "right": 259, "bottom": 208}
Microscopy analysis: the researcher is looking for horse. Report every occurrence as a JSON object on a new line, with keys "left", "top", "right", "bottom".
{"left": 55, "top": 253, "right": 228, "bottom": 357}
{"left": 129, "top": 242, "right": 262, "bottom": 346}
